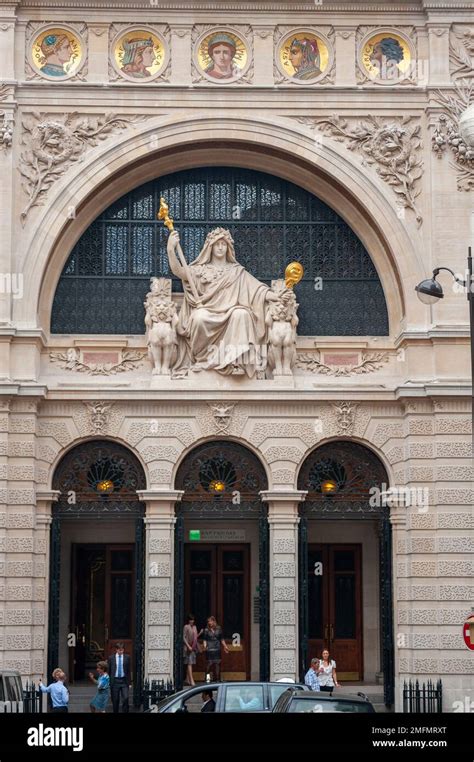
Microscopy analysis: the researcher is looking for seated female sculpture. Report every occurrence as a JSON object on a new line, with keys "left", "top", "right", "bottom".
{"left": 167, "top": 227, "right": 291, "bottom": 378}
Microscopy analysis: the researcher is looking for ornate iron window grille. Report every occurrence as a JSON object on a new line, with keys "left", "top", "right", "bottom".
{"left": 51, "top": 167, "right": 389, "bottom": 336}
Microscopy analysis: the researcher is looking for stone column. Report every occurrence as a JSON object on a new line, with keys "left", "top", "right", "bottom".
{"left": 0, "top": 11, "right": 16, "bottom": 327}
{"left": 138, "top": 489, "right": 183, "bottom": 681}
{"left": 35, "top": 490, "right": 60, "bottom": 679}
{"left": 388, "top": 504, "right": 407, "bottom": 713}
{"left": 260, "top": 490, "right": 306, "bottom": 682}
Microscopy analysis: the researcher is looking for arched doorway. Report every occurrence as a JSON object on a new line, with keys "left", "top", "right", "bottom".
{"left": 297, "top": 440, "right": 394, "bottom": 706}
{"left": 174, "top": 440, "right": 269, "bottom": 687}
{"left": 49, "top": 440, "right": 146, "bottom": 706}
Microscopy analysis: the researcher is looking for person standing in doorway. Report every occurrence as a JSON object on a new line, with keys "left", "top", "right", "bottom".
{"left": 183, "top": 613, "right": 202, "bottom": 686}
{"left": 318, "top": 649, "right": 340, "bottom": 693}
{"left": 202, "top": 615, "right": 229, "bottom": 682}
{"left": 107, "top": 642, "right": 131, "bottom": 713}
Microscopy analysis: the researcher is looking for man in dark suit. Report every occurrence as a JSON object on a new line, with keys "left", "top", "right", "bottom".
{"left": 200, "top": 690, "right": 215, "bottom": 712}
{"left": 107, "top": 642, "right": 131, "bottom": 713}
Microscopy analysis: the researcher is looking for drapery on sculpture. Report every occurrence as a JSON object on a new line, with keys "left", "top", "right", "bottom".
{"left": 147, "top": 197, "right": 303, "bottom": 379}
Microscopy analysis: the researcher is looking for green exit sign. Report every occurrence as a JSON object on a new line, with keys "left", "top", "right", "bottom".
{"left": 189, "top": 530, "right": 201, "bottom": 541}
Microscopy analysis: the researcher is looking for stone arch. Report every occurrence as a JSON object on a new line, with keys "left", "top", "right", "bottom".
{"left": 15, "top": 115, "right": 423, "bottom": 333}
{"left": 174, "top": 436, "right": 269, "bottom": 496}
{"left": 296, "top": 434, "right": 395, "bottom": 491}
{"left": 47, "top": 434, "right": 150, "bottom": 492}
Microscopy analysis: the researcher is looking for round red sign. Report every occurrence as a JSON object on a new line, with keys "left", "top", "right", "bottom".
{"left": 463, "top": 614, "right": 474, "bottom": 650}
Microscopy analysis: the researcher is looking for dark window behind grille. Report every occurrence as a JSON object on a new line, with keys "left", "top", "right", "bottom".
{"left": 51, "top": 167, "right": 389, "bottom": 335}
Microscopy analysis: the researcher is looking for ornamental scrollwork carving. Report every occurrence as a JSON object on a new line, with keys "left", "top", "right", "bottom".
{"left": 19, "top": 111, "right": 141, "bottom": 219}
{"left": 50, "top": 348, "right": 146, "bottom": 375}
{"left": 432, "top": 84, "right": 474, "bottom": 191}
{"left": 449, "top": 26, "right": 474, "bottom": 81}
{"left": 300, "top": 114, "right": 423, "bottom": 225}
{"left": 0, "top": 85, "right": 14, "bottom": 150}
{"left": 296, "top": 350, "right": 389, "bottom": 376}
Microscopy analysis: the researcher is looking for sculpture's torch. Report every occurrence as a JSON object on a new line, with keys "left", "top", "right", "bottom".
{"left": 158, "top": 197, "right": 202, "bottom": 305}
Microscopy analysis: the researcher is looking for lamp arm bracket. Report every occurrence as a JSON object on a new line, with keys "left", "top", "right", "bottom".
{"left": 433, "top": 267, "right": 467, "bottom": 287}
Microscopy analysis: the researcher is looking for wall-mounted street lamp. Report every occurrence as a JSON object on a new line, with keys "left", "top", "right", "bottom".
{"left": 415, "top": 247, "right": 473, "bottom": 429}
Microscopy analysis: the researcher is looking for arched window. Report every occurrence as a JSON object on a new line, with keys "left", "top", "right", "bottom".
{"left": 51, "top": 167, "right": 389, "bottom": 336}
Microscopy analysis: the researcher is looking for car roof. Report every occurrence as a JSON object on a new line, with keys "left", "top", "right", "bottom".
{"left": 0, "top": 670, "right": 22, "bottom": 677}
{"left": 284, "top": 689, "right": 371, "bottom": 703}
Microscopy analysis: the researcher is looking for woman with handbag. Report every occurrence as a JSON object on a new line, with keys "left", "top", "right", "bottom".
{"left": 183, "top": 613, "right": 202, "bottom": 686}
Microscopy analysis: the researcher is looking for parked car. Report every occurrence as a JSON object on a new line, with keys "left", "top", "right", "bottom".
{"left": 272, "top": 688, "right": 376, "bottom": 713}
{"left": 146, "top": 681, "right": 309, "bottom": 713}
{"left": 0, "top": 670, "right": 24, "bottom": 712}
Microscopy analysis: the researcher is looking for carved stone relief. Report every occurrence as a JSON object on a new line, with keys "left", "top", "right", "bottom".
{"left": 432, "top": 83, "right": 474, "bottom": 191}
{"left": 449, "top": 26, "right": 474, "bottom": 81}
{"left": 209, "top": 403, "right": 235, "bottom": 433}
{"left": 332, "top": 401, "right": 358, "bottom": 436}
{"left": 296, "top": 350, "right": 389, "bottom": 376}
{"left": 297, "top": 115, "right": 423, "bottom": 225}
{"left": 86, "top": 402, "right": 114, "bottom": 434}
{"left": 50, "top": 348, "right": 146, "bottom": 375}
{"left": 0, "top": 86, "right": 13, "bottom": 150}
{"left": 20, "top": 112, "right": 142, "bottom": 219}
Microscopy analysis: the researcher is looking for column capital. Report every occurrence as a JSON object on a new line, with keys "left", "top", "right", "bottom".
{"left": 137, "top": 490, "right": 184, "bottom": 503}
{"left": 36, "top": 490, "right": 60, "bottom": 503}
{"left": 260, "top": 490, "right": 307, "bottom": 503}
{"left": 388, "top": 506, "right": 407, "bottom": 528}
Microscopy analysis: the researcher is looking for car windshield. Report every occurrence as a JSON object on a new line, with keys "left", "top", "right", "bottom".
{"left": 289, "top": 698, "right": 372, "bottom": 713}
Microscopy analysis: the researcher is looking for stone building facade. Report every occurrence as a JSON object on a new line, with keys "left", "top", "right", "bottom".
{"left": 0, "top": 0, "right": 472, "bottom": 712}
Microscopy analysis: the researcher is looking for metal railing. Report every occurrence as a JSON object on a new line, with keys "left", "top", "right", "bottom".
{"left": 142, "top": 679, "right": 175, "bottom": 712}
{"left": 402, "top": 679, "right": 442, "bottom": 713}
{"left": 0, "top": 681, "right": 43, "bottom": 713}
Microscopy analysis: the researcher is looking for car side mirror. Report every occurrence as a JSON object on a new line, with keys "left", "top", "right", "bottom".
{"left": 175, "top": 706, "right": 188, "bottom": 713}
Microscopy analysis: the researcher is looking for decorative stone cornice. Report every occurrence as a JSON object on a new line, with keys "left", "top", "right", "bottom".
{"left": 260, "top": 490, "right": 307, "bottom": 502}
{"left": 138, "top": 490, "right": 184, "bottom": 502}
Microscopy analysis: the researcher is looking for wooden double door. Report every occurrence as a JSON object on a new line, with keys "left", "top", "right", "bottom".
{"left": 185, "top": 544, "right": 250, "bottom": 680}
{"left": 69, "top": 544, "right": 135, "bottom": 681}
{"left": 307, "top": 544, "right": 363, "bottom": 680}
